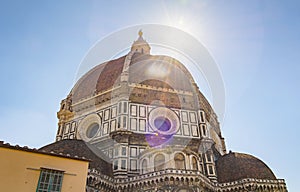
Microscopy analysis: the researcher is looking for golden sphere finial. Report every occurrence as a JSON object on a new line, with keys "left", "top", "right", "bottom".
{"left": 138, "top": 29, "right": 143, "bottom": 37}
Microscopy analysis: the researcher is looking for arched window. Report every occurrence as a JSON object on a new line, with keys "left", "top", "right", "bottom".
{"left": 154, "top": 154, "right": 165, "bottom": 171}
{"left": 142, "top": 159, "right": 147, "bottom": 174}
{"left": 192, "top": 156, "right": 198, "bottom": 170}
{"left": 174, "top": 153, "right": 186, "bottom": 170}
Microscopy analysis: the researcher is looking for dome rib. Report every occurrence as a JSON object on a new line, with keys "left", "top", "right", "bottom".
{"left": 72, "top": 56, "right": 126, "bottom": 102}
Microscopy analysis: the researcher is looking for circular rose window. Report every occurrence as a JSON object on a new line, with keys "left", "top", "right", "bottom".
{"left": 154, "top": 117, "right": 172, "bottom": 132}
{"left": 86, "top": 123, "right": 99, "bottom": 138}
{"left": 77, "top": 113, "right": 101, "bottom": 141}
{"left": 148, "top": 107, "right": 180, "bottom": 135}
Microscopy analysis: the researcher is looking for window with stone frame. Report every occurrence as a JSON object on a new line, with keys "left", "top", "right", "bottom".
{"left": 174, "top": 153, "right": 186, "bottom": 170}
{"left": 191, "top": 156, "right": 198, "bottom": 170}
{"left": 121, "top": 159, "right": 127, "bottom": 170}
{"left": 142, "top": 159, "right": 147, "bottom": 174}
{"left": 114, "top": 160, "right": 118, "bottom": 170}
{"left": 208, "top": 165, "right": 214, "bottom": 175}
{"left": 36, "top": 168, "right": 64, "bottom": 192}
{"left": 154, "top": 154, "right": 165, "bottom": 171}
{"left": 121, "top": 146, "right": 127, "bottom": 156}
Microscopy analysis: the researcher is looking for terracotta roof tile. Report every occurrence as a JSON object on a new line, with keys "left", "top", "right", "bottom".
{"left": 72, "top": 56, "right": 125, "bottom": 102}
{"left": 216, "top": 151, "right": 276, "bottom": 183}
{"left": 0, "top": 140, "right": 89, "bottom": 162}
{"left": 40, "top": 139, "right": 113, "bottom": 177}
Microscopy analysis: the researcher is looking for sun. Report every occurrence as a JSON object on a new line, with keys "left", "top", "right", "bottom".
{"left": 160, "top": 0, "right": 200, "bottom": 36}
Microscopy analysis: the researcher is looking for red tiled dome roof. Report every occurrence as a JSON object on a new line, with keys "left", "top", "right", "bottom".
{"left": 128, "top": 53, "right": 194, "bottom": 92}
{"left": 216, "top": 152, "right": 276, "bottom": 183}
{"left": 71, "top": 52, "right": 196, "bottom": 103}
{"left": 72, "top": 56, "right": 126, "bottom": 103}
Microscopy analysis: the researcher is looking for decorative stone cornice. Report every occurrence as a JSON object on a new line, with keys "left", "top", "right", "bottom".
{"left": 87, "top": 168, "right": 287, "bottom": 192}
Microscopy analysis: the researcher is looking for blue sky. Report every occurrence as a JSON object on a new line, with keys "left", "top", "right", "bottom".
{"left": 0, "top": 0, "right": 299, "bottom": 191}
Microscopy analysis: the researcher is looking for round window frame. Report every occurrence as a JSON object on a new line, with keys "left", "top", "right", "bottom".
{"left": 77, "top": 113, "right": 102, "bottom": 141}
{"left": 148, "top": 107, "right": 180, "bottom": 135}
{"left": 86, "top": 123, "right": 100, "bottom": 139}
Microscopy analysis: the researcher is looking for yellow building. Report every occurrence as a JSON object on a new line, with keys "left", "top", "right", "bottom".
{"left": 0, "top": 141, "right": 89, "bottom": 192}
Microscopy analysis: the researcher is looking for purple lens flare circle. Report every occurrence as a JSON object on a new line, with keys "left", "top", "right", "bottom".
{"left": 154, "top": 117, "right": 171, "bottom": 132}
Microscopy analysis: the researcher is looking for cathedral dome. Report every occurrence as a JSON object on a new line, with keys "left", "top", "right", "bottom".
{"left": 70, "top": 33, "right": 208, "bottom": 111}
{"left": 52, "top": 29, "right": 288, "bottom": 192}
{"left": 72, "top": 52, "right": 196, "bottom": 107}
{"left": 216, "top": 151, "right": 276, "bottom": 183}
{"left": 58, "top": 31, "right": 223, "bottom": 156}
{"left": 53, "top": 30, "right": 287, "bottom": 191}
{"left": 71, "top": 54, "right": 196, "bottom": 102}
